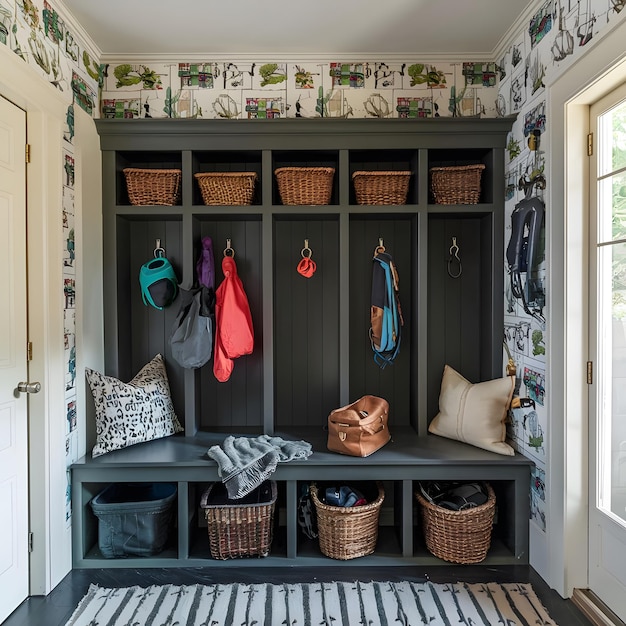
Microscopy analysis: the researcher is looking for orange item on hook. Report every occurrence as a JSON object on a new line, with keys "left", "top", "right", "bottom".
{"left": 297, "top": 257, "right": 317, "bottom": 278}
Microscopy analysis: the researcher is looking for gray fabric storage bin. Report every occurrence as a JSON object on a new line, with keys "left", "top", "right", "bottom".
{"left": 90, "top": 483, "right": 177, "bottom": 558}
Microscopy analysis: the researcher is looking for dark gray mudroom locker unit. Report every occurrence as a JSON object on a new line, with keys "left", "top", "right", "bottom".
{"left": 71, "top": 116, "right": 533, "bottom": 568}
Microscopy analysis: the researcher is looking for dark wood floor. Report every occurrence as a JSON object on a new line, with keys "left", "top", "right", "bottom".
{"left": 3, "top": 565, "right": 594, "bottom": 626}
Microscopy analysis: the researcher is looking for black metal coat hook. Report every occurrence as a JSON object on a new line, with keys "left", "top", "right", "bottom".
{"left": 447, "top": 237, "right": 462, "bottom": 279}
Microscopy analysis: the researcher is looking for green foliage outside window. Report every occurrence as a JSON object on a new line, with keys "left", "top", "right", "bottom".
{"left": 611, "top": 103, "right": 626, "bottom": 319}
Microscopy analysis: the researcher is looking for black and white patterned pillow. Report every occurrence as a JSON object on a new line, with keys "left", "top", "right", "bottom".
{"left": 86, "top": 353, "right": 183, "bottom": 457}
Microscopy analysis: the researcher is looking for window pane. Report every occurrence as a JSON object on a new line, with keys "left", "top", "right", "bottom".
{"left": 597, "top": 241, "right": 626, "bottom": 524}
{"left": 598, "top": 172, "right": 626, "bottom": 242}
{"left": 612, "top": 100, "right": 626, "bottom": 172}
{"left": 598, "top": 98, "right": 626, "bottom": 177}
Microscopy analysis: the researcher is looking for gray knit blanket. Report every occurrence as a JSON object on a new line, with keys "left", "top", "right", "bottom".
{"left": 207, "top": 435, "right": 313, "bottom": 498}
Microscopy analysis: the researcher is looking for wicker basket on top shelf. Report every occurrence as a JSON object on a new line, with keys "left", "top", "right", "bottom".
{"left": 194, "top": 172, "right": 257, "bottom": 205}
{"left": 352, "top": 170, "right": 412, "bottom": 205}
{"left": 274, "top": 166, "right": 335, "bottom": 205}
{"left": 429, "top": 163, "right": 485, "bottom": 204}
{"left": 123, "top": 168, "right": 181, "bottom": 206}
{"left": 310, "top": 482, "right": 384, "bottom": 560}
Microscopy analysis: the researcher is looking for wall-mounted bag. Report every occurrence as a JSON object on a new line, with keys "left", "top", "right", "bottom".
{"left": 370, "top": 247, "right": 403, "bottom": 369}
{"left": 327, "top": 395, "right": 390, "bottom": 457}
{"left": 169, "top": 286, "right": 214, "bottom": 369}
{"left": 169, "top": 237, "right": 216, "bottom": 369}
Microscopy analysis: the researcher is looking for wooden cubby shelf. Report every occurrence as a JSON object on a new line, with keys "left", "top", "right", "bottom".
{"left": 72, "top": 116, "right": 532, "bottom": 569}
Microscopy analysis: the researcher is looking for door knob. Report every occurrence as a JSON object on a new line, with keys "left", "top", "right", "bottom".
{"left": 17, "top": 381, "right": 41, "bottom": 394}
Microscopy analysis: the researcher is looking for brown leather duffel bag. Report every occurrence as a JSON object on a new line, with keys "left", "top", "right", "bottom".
{"left": 327, "top": 395, "right": 390, "bottom": 457}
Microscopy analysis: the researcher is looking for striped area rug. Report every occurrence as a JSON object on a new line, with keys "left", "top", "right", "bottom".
{"left": 65, "top": 580, "right": 559, "bottom": 625}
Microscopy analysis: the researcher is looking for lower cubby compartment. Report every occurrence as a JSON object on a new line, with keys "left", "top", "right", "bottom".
{"left": 76, "top": 481, "right": 180, "bottom": 563}
{"left": 300, "top": 480, "right": 388, "bottom": 561}
{"left": 91, "top": 482, "right": 177, "bottom": 558}
{"left": 412, "top": 479, "right": 522, "bottom": 565}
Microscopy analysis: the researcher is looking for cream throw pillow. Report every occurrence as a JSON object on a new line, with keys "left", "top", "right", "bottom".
{"left": 428, "top": 364, "right": 515, "bottom": 456}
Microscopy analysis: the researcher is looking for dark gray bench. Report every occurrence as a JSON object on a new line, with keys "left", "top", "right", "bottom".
{"left": 71, "top": 427, "right": 533, "bottom": 568}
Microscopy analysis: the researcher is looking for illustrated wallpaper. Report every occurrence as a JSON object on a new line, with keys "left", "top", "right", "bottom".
{"left": 99, "top": 61, "right": 500, "bottom": 121}
{"left": 1, "top": 0, "right": 625, "bottom": 543}
{"left": 0, "top": 0, "right": 99, "bottom": 526}
{"left": 496, "top": 0, "right": 626, "bottom": 532}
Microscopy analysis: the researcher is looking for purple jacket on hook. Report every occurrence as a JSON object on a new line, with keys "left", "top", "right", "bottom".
{"left": 196, "top": 236, "right": 215, "bottom": 289}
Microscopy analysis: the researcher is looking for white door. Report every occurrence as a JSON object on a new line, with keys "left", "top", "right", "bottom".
{"left": 588, "top": 83, "right": 626, "bottom": 623}
{"left": 0, "top": 95, "right": 29, "bottom": 622}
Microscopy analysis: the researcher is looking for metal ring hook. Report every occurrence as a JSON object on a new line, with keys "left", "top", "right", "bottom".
{"left": 154, "top": 239, "right": 165, "bottom": 258}
{"left": 301, "top": 238, "right": 312, "bottom": 259}
{"left": 449, "top": 237, "right": 460, "bottom": 259}
{"left": 374, "top": 237, "right": 386, "bottom": 256}
{"left": 223, "top": 238, "right": 235, "bottom": 258}
{"left": 297, "top": 238, "right": 316, "bottom": 277}
{"left": 447, "top": 237, "right": 462, "bottom": 279}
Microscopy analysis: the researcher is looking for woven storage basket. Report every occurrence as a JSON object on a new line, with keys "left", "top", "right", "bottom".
{"left": 415, "top": 483, "right": 496, "bottom": 564}
{"left": 429, "top": 163, "right": 485, "bottom": 204}
{"left": 352, "top": 170, "right": 412, "bottom": 205}
{"left": 194, "top": 172, "right": 257, "bottom": 205}
{"left": 200, "top": 480, "right": 277, "bottom": 560}
{"left": 274, "top": 167, "right": 335, "bottom": 205}
{"left": 123, "top": 168, "right": 181, "bottom": 206}
{"left": 310, "top": 482, "right": 384, "bottom": 560}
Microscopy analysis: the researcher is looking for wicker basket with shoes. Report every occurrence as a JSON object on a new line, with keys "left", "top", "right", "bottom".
{"left": 310, "top": 481, "right": 384, "bottom": 560}
{"left": 415, "top": 481, "right": 495, "bottom": 564}
{"left": 200, "top": 480, "right": 277, "bottom": 560}
{"left": 123, "top": 168, "right": 181, "bottom": 206}
{"left": 429, "top": 163, "right": 485, "bottom": 204}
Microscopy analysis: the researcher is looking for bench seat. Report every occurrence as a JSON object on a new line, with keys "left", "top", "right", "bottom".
{"left": 71, "top": 428, "right": 533, "bottom": 569}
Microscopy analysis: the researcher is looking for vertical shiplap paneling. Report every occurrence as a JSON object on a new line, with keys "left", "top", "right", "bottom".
{"left": 126, "top": 218, "right": 184, "bottom": 416}
{"left": 427, "top": 215, "right": 484, "bottom": 421}
{"left": 273, "top": 218, "right": 340, "bottom": 428}
{"left": 197, "top": 217, "right": 263, "bottom": 431}
{"left": 349, "top": 216, "right": 413, "bottom": 425}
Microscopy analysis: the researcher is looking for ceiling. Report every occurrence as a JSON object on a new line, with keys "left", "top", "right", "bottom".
{"left": 59, "top": 0, "right": 534, "bottom": 60}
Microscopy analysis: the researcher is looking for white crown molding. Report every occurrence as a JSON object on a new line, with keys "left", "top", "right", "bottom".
{"left": 53, "top": 0, "right": 102, "bottom": 66}
{"left": 100, "top": 51, "right": 501, "bottom": 65}
{"left": 492, "top": 0, "right": 542, "bottom": 61}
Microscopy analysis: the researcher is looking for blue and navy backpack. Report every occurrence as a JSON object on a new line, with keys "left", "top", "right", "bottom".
{"left": 369, "top": 247, "right": 403, "bottom": 369}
